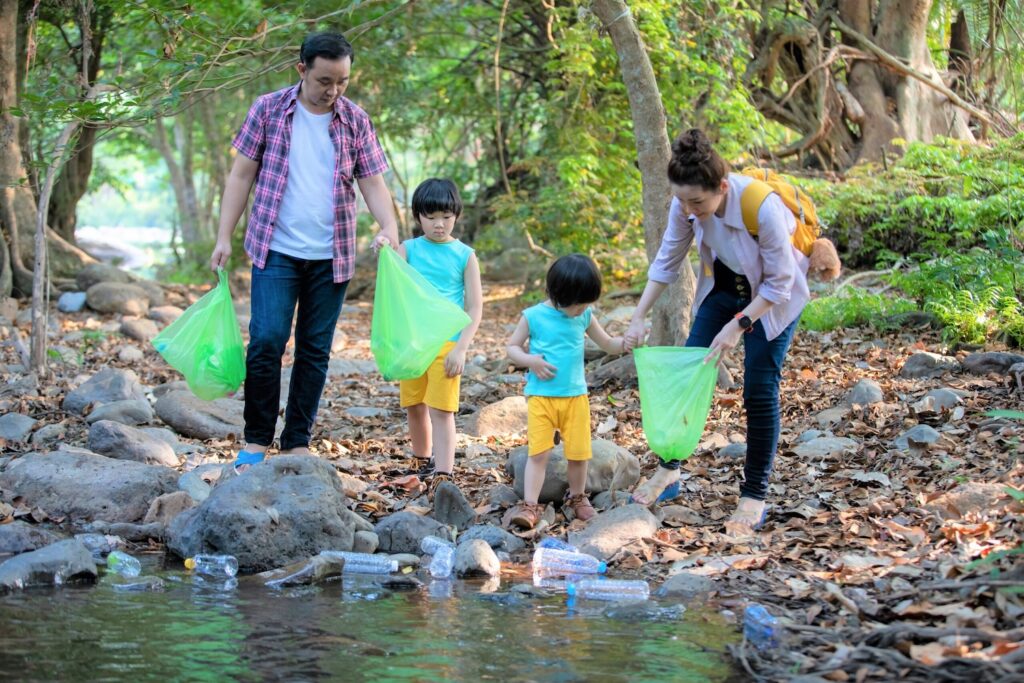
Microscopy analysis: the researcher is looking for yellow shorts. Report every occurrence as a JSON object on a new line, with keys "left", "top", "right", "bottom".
{"left": 527, "top": 395, "right": 592, "bottom": 460}
{"left": 400, "top": 341, "right": 461, "bottom": 413}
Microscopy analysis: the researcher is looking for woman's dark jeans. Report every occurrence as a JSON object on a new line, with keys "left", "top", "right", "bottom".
{"left": 244, "top": 250, "right": 348, "bottom": 451}
{"left": 658, "top": 263, "right": 798, "bottom": 501}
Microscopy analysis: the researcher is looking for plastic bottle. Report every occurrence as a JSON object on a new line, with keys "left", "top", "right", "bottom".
{"left": 743, "top": 604, "right": 781, "bottom": 651}
{"left": 420, "top": 535, "right": 454, "bottom": 556}
{"left": 184, "top": 554, "right": 239, "bottom": 577}
{"left": 428, "top": 544, "right": 455, "bottom": 579}
{"left": 320, "top": 551, "right": 398, "bottom": 574}
{"left": 566, "top": 579, "right": 650, "bottom": 602}
{"left": 537, "top": 537, "right": 577, "bottom": 553}
{"left": 106, "top": 550, "right": 141, "bottom": 577}
{"left": 532, "top": 547, "right": 606, "bottom": 577}
{"left": 75, "top": 533, "right": 114, "bottom": 561}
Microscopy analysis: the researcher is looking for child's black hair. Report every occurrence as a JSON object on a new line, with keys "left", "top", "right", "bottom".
{"left": 411, "top": 178, "right": 463, "bottom": 220}
{"left": 546, "top": 254, "right": 602, "bottom": 309}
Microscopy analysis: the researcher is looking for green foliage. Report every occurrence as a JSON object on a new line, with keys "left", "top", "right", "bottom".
{"left": 800, "top": 289, "right": 917, "bottom": 332}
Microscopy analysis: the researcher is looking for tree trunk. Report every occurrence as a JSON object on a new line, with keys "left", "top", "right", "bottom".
{"left": 948, "top": 9, "right": 972, "bottom": 97}
{"left": 591, "top": 0, "right": 695, "bottom": 345}
{"left": 152, "top": 114, "right": 203, "bottom": 259}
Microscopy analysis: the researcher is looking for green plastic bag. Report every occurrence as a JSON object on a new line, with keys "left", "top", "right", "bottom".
{"left": 634, "top": 346, "right": 718, "bottom": 461}
{"left": 151, "top": 269, "right": 246, "bottom": 400}
{"left": 371, "top": 245, "right": 471, "bottom": 381}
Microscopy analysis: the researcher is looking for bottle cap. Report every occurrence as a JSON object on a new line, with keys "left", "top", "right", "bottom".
{"left": 184, "top": 557, "right": 196, "bottom": 570}
{"left": 566, "top": 584, "right": 577, "bottom": 597}
{"left": 597, "top": 561, "right": 607, "bottom": 573}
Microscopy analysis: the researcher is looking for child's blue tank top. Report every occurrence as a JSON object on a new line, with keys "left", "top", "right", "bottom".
{"left": 404, "top": 237, "right": 473, "bottom": 341}
{"left": 522, "top": 303, "right": 592, "bottom": 397}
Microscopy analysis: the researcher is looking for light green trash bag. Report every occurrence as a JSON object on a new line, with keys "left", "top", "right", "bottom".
{"left": 371, "top": 244, "right": 471, "bottom": 381}
{"left": 151, "top": 269, "right": 246, "bottom": 400}
{"left": 634, "top": 346, "right": 718, "bottom": 461}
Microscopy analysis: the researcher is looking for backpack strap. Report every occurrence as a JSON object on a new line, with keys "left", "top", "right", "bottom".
{"left": 740, "top": 178, "right": 774, "bottom": 237}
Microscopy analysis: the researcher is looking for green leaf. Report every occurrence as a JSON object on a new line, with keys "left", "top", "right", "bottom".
{"left": 987, "top": 410, "right": 1024, "bottom": 420}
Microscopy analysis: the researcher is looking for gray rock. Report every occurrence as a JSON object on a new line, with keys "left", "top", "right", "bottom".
{"left": 458, "top": 524, "right": 526, "bottom": 554}
{"left": 900, "top": 352, "right": 960, "bottom": 379}
{"left": 118, "top": 346, "right": 146, "bottom": 363}
{"left": 63, "top": 367, "right": 147, "bottom": 415}
{"left": 344, "top": 406, "right": 390, "bottom": 419}
{"left": 454, "top": 538, "right": 501, "bottom": 577}
{"left": 48, "top": 345, "right": 81, "bottom": 366}
{"left": 718, "top": 443, "right": 747, "bottom": 459}
{"left": 87, "top": 420, "right": 179, "bottom": 467}
{"left": 30, "top": 423, "right": 66, "bottom": 448}
{"left": 83, "top": 521, "right": 165, "bottom": 542}
{"left": 0, "top": 521, "right": 62, "bottom": 554}
{"left": 894, "top": 424, "right": 941, "bottom": 450}
{"left": 795, "top": 429, "right": 826, "bottom": 444}
{"left": 75, "top": 263, "right": 134, "bottom": 291}
{"left": 567, "top": 505, "right": 660, "bottom": 561}
{"left": 86, "top": 282, "right": 150, "bottom": 316}
{"left": 328, "top": 358, "right": 378, "bottom": 377}
{"left": 353, "top": 530, "right": 379, "bottom": 554}
{"left": 487, "top": 484, "right": 520, "bottom": 508}
{"left": 154, "top": 391, "right": 245, "bottom": 440}
{"left": 120, "top": 318, "right": 160, "bottom": 342}
{"left": 464, "top": 396, "right": 528, "bottom": 438}
{"left": 134, "top": 281, "right": 165, "bottom": 308}
{"left": 432, "top": 481, "right": 476, "bottom": 531}
{"left": 388, "top": 553, "right": 421, "bottom": 568}
{"left": 85, "top": 399, "right": 154, "bottom": 426}
{"left": 374, "top": 511, "right": 452, "bottom": 554}
{"left": 791, "top": 436, "right": 859, "bottom": 458}
{"left": 57, "top": 291, "right": 87, "bottom": 313}
{"left": 843, "top": 379, "right": 884, "bottom": 406}
{"left": 913, "top": 388, "right": 963, "bottom": 413}
{"left": 148, "top": 305, "right": 184, "bottom": 325}
{"left": 152, "top": 381, "right": 190, "bottom": 398}
{"left": 0, "top": 539, "right": 97, "bottom": 593}
{"left": 591, "top": 490, "right": 633, "bottom": 509}
{"left": 0, "top": 448, "right": 177, "bottom": 523}
{"left": 656, "top": 571, "right": 717, "bottom": 600}
{"left": 962, "top": 351, "right": 1024, "bottom": 376}
{"left": 506, "top": 438, "right": 640, "bottom": 504}
{"left": 167, "top": 455, "right": 372, "bottom": 573}
{"left": 177, "top": 463, "right": 224, "bottom": 503}
{"left": 814, "top": 407, "right": 850, "bottom": 427}
{"left": 143, "top": 491, "right": 196, "bottom": 526}
{"left": 0, "top": 413, "right": 36, "bottom": 441}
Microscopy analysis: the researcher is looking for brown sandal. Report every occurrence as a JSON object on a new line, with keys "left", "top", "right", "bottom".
{"left": 562, "top": 492, "right": 596, "bottom": 522}
{"left": 507, "top": 502, "right": 545, "bottom": 529}
{"left": 427, "top": 471, "right": 454, "bottom": 498}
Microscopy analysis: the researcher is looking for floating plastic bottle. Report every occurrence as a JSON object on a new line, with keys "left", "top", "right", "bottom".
{"left": 532, "top": 547, "right": 606, "bottom": 577}
{"left": 106, "top": 550, "right": 141, "bottom": 577}
{"left": 537, "top": 537, "right": 577, "bottom": 553}
{"left": 743, "top": 604, "right": 781, "bottom": 651}
{"left": 320, "top": 551, "right": 398, "bottom": 574}
{"left": 420, "top": 535, "right": 454, "bottom": 556}
{"left": 566, "top": 579, "right": 650, "bottom": 602}
{"left": 428, "top": 545, "right": 455, "bottom": 579}
{"left": 184, "top": 554, "right": 239, "bottom": 578}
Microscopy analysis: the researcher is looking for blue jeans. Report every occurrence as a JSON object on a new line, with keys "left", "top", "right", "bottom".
{"left": 245, "top": 250, "right": 349, "bottom": 451}
{"left": 658, "top": 284, "right": 799, "bottom": 501}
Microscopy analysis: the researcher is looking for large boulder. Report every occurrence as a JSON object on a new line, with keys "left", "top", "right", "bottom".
{"left": 961, "top": 351, "right": 1024, "bottom": 376}
{"left": 63, "top": 367, "right": 147, "bottom": 415}
{"left": 0, "top": 448, "right": 177, "bottom": 523}
{"left": 0, "top": 539, "right": 97, "bottom": 593}
{"left": 464, "top": 396, "right": 528, "bottom": 438}
{"left": 900, "top": 352, "right": 960, "bottom": 379}
{"left": 0, "top": 521, "right": 63, "bottom": 554}
{"left": 567, "top": 504, "right": 660, "bottom": 561}
{"left": 86, "top": 282, "right": 150, "bottom": 316}
{"left": 76, "top": 263, "right": 134, "bottom": 291}
{"left": 85, "top": 399, "right": 154, "bottom": 426}
{"left": 506, "top": 438, "right": 640, "bottom": 504}
{"left": 166, "top": 455, "right": 372, "bottom": 573}
{"left": 154, "top": 391, "right": 245, "bottom": 440}
{"left": 87, "top": 420, "right": 179, "bottom": 467}
{"left": 374, "top": 511, "right": 452, "bottom": 554}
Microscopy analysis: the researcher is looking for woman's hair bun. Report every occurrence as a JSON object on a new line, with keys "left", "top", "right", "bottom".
{"left": 671, "top": 129, "right": 713, "bottom": 165}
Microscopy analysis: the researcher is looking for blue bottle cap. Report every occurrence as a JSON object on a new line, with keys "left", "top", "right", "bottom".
{"left": 597, "top": 561, "right": 607, "bottom": 573}
{"left": 566, "top": 584, "right": 577, "bottom": 597}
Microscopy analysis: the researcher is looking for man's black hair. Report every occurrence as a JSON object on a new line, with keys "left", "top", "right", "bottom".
{"left": 411, "top": 178, "right": 463, "bottom": 219}
{"left": 300, "top": 31, "right": 354, "bottom": 66}
{"left": 546, "top": 254, "right": 602, "bottom": 309}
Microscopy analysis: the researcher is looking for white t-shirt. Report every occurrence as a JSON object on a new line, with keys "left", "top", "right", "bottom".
{"left": 270, "top": 103, "right": 336, "bottom": 259}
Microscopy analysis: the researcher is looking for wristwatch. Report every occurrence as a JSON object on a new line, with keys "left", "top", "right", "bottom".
{"left": 734, "top": 312, "right": 754, "bottom": 333}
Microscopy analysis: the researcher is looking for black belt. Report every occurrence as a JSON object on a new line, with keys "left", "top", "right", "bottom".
{"left": 712, "top": 259, "right": 752, "bottom": 300}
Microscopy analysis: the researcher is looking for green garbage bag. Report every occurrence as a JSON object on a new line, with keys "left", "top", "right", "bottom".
{"left": 151, "top": 269, "right": 246, "bottom": 400}
{"left": 634, "top": 346, "right": 718, "bottom": 461}
{"left": 371, "top": 245, "right": 472, "bottom": 381}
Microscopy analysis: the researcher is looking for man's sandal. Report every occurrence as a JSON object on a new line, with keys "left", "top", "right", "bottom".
{"left": 232, "top": 450, "right": 266, "bottom": 474}
{"left": 629, "top": 479, "right": 682, "bottom": 506}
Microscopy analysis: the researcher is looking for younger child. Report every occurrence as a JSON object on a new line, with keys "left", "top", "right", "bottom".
{"left": 506, "top": 254, "right": 626, "bottom": 528}
{"left": 397, "top": 178, "right": 483, "bottom": 495}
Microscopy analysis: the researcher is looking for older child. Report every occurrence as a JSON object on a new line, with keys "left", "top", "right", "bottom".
{"left": 506, "top": 254, "right": 626, "bottom": 528}
{"left": 397, "top": 178, "right": 483, "bottom": 495}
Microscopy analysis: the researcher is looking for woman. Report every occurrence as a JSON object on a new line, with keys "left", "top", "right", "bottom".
{"left": 624, "top": 129, "right": 809, "bottom": 534}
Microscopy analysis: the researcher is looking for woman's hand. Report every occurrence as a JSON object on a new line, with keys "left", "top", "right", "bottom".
{"left": 624, "top": 318, "right": 646, "bottom": 351}
{"left": 706, "top": 320, "right": 744, "bottom": 366}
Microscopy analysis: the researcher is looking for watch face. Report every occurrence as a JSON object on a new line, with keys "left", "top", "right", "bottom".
{"left": 738, "top": 315, "right": 753, "bottom": 331}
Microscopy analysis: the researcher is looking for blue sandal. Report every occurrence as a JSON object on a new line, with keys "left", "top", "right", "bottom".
{"left": 629, "top": 480, "right": 682, "bottom": 506}
{"left": 232, "top": 450, "right": 266, "bottom": 474}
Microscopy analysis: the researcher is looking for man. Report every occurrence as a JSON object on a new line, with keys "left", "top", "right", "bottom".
{"left": 209, "top": 31, "right": 398, "bottom": 471}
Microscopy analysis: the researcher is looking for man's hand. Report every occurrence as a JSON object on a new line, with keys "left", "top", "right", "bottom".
{"left": 371, "top": 232, "right": 395, "bottom": 254}
{"left": 210, "top": 240, "right": 231, "bottom": 271}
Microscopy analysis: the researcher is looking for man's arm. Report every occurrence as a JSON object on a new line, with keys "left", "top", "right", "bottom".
{"left": 210, "top": 154, "right": 260, "bottom": 270}
{"left": 357, "top": 173, "right": 400, "bottom": 251}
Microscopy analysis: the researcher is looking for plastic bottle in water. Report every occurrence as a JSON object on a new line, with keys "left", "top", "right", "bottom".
{"left": 320, "top": 551, "right": 398, "bottom": 574}
{"left": 537, "top": 537, "right": 577, "bottom": 553}
{"left": 420, "top": 535, "right": 454, "bottom": 556}
{"left": 184, "top": 554, "right": 239, "bottom": 577}
{"left": 743, "top": 604, "right": 781, "bottom": 650}
{"left": 106, "top": 550, "right": 141, "bottom": 577}
{"left": 532, "top": 547, "right": 606, "bottom": 577}
{"left": 428, "top": 544, "right": 455, "bottom": 579}
{"left": 75, "top": 533, "right": 114, "bottom": 561}
{"left": 566, "top": 579, "right": 650, "bottom": 601}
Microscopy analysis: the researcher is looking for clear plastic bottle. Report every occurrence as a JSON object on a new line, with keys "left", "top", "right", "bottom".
{"left": 420, "top": 535, "right": 454, "bottom": 556}
{"left": 743, "top": 604, "right": 781, "bottom": 651}
{"left": 537, "top": 537, "right": 577, "bottom": 553}
{"left": 428, "top": 544, "right": 455, "bottom": 578}
{"left": 320, "top": 551, "right": 398, "bottom": 574}
{"left": 532, "top": 547, "right": 606, "bottom": 577}
{"left": 184, "top": 554, "right": 239, "bottom": 577}
{"left": 566, "top": 579, "right": 650, "bottom": 601}
{"left": 106, "top": 550, "right": 141, "bottom": 577}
